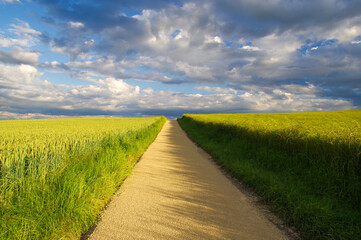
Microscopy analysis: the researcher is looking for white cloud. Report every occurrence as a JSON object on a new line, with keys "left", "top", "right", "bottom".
{"left": 0, "top": 0, "right": 21, "bottom": 4}
{"left": 0, "top": 0, "right": 359, "bottom": 118}
{"left": 195, "top": 86, "right": 238, "bottom": 95}
{"left": 173, "top": 29, "right": 187, "bottom": 40}
{"left": 0, "top": 111, "right": 118, "bottom": 120}
{"left": 99, "top": 77, "right": 140, "bottom": 97}
{"left": 18, "top": 64, "right": 41, "bottom": 84}
{"left": 205, "top": 35, "right": 223, "bottom": 44}
{"left": 50, "top": 39, "right": 94, "bottom": 60}
{"left": 0, "top": 63, "right": 42, "bottom": 84}
{"left": 0, "top": 63, "right": 354, "bottom": 119}
{"left": 0, "top": 20, "right": 40, "bottom": 47}
{"left": 0, "top": 111, "right": 57, "bottom": 120}
{"left": 66, "top": 57, "right": 116, "bottom": 74}
{"left": 325, "top": 16, "right": 361, "bottom": 43}
{"left": 241, "top": 45, "right": 261, "bottom": 51}
{"left": 68, "top": 21, "right": 84, "bottom": 28}
{"left": 175, "top": 61, "right": 216, "bottom": 82}
{"left": 281, "top": 83, "right": 319, "bottom": 98}
{"left": 10, "top": 20, "right": 40, "bottom": 36}
{"left": 0, "top": 46, "right": 40, "bottom": 65}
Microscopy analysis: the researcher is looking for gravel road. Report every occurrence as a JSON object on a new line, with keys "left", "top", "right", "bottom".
{"left": 88, "top": 120, "right": 290, "bottom": 240}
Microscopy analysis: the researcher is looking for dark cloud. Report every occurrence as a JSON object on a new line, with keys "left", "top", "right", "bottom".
{"left": 212, "top": 0, "right": 361, "bottom": 37}
{"left": 0, "top": 63, "right": 352, "bottom": 119}
{"left": 1, "top": 0, "right": 360, "bottom": 119}
{"left": 0, "top": 48, "right": 40, "bottom": 65}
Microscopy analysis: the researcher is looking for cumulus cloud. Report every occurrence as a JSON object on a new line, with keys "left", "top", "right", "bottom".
{"left": 49, "top": 38, "right": 95, "bottom": 60}
{"left": 0, "top": 19, "right": 41, "bottom": 47}
{"left": 195, "top": 86, "right": 238, "bottom": 95}
{"left": 36, "top": 1, "right": 359, "bottom": 87}
{"left": 0, "top": 63, "right": 42, "bottom": 85}
{"left": 0, "top": 47, "right": 40, "bottom": 65}
{"left": 0, "top": 0, "right": 360, "bottom": 118}
{"left": 0, "top": 111, "right": 72, "bottom": 120}
{"left": 0, "top": 61, "right": 354, "bottom": 119}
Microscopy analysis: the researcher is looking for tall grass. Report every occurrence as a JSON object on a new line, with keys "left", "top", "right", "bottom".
{"left": 0, "top": 117, "right": 166, "bottom": 239}
{"left": 178, "top": 110, "right": 361, "bottom": 240}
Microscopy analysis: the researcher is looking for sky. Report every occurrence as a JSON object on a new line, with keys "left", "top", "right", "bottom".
{"left": 0, "top": 0, "right": 360, "bottom": 119}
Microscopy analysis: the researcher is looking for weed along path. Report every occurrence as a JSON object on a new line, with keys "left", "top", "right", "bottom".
{"left": 88, "top": 120, "right": 289, "bottom": 240}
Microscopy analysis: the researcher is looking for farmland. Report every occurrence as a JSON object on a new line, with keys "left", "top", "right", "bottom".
{"left": 0, "top": 117, "right": 166, "bottom": 239}
{"left": 178, "top": 110, "right": 361, "bottom": 240}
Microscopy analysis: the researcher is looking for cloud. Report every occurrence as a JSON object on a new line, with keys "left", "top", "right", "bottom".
{"left": 0, "top": 62, "right": 355, "bottom": 119}
{"left": 49, "top": 38, "right": 95, "bottom": 60}
{"left": 0, "top": 0, "right": 360, "bottom": 119}
{"left": 0, "top": 0, "right": 21, "bottom": 4}
{"left": 0, "top": 111, "right": 72, "bottom": 120}
{"left": 0, "top": 19, "right": 41, "bottom": 47}
{"left": 211, "top": 0, "right": 361, "bottom": 38}
{"left": 35, "top": 0, "right": 360, "bottom": 107}
{"left": 0, "top": 47, "right": 40, "bottom": 65}
{"left": 68, "top": 21, "right": 84, "bottom": 28}
{"left": 240, "top": 45, "right": 261, "bottom": 51}
{"left": 0, "top": 64, "right": 42, "bottom": 86}
{"left": 195, "top": 86, "right": 238, "bottom": 95}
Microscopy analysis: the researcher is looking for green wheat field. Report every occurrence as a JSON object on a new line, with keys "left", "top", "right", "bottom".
{"left": 0, "top": 116, "right": 166, "bottom": 239}
{"left": 178, "top": 110, "right": 361, "bottom": 240}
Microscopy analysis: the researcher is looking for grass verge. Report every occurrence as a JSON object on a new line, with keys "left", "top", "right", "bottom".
{"left": 178, "top": 114, "right": 360, "bottom": 240}
{"left": 0, "top": 116, "right": 166, "bottom": 240}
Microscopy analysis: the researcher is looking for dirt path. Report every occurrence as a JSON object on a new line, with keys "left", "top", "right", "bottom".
{"left": 88, "top": 120, "right": 290, "bottom": 240}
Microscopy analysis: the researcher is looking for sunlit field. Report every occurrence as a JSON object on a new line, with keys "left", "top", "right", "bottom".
{"left": 178, "top": 110, "right": 361, "bottom": 240}
{"left": 0, "top": 117, "right": 166, "bottom": 239}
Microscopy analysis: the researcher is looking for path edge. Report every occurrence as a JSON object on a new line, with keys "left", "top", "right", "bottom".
{"left": 80, "top": 120, "right": 168, "bottom": 240}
